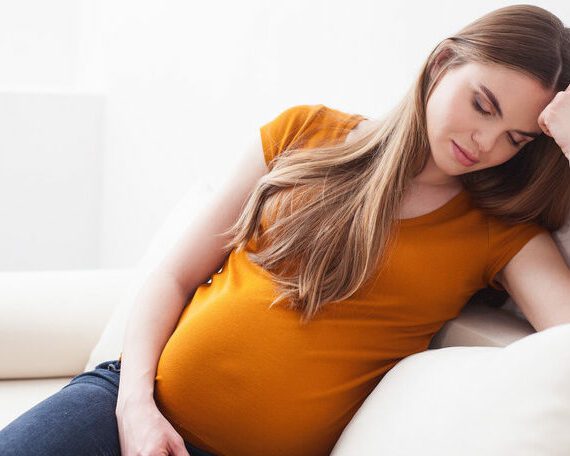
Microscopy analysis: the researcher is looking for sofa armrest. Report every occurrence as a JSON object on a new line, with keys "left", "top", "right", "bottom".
{"left": 0, "top": 268, "right": 135, "bottom": 379}
{"left": 429, "top": 300, "right": 535, "bottom": 349}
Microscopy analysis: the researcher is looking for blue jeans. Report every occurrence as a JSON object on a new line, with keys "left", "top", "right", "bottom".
{"left": 0, "top": 359, "right": 216, "bottom": 456}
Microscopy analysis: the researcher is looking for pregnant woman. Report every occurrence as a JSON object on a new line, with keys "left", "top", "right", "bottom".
{"left": 2, "top": 4, "right": 570, "bottom": 456}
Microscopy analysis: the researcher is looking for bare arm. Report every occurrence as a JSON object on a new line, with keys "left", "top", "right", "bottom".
{"left": 496, "top": 231, "right": 570, "bottom": 332}
{"left": 115, "top": 131, "right": 269, "bottom": 411}
{"left": 116, "top": 271, "right": 190, "bottom": 408}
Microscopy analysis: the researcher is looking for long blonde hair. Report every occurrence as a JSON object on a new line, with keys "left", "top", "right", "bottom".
{"left": 223, "top": 4, "right": 570, "bottom": 324}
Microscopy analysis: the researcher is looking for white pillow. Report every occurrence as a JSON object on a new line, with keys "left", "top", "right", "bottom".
{"left": 331, "top": 323, "right": 570, "bottom": 456}
{"left": 84, "top": 180, "right": 214, "bottom": 371}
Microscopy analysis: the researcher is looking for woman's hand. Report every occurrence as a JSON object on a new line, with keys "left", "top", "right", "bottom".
{"left": 116, "top": 398, "right": 191, "bottom": 456}
{"left": 538, "top": 83, "right": 570, "bottom": 162}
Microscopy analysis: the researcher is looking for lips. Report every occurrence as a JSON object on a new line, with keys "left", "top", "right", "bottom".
{"left": 453, "top": 141, "right": 479, "bottom": 163}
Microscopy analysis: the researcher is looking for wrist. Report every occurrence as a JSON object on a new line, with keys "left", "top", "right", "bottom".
{"left": 116, "top": 389, "right": 156, "bottom": 414}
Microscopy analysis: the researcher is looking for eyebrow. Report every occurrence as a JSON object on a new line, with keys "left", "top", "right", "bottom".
{"left": 478, "top": 83, "right": 543, "bottom": 138}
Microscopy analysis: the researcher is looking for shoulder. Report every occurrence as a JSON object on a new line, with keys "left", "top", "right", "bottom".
{"left": 262, "top": 104, "right": 365, "bottom": 134}
{"left": 259, "top": 104, "right": 324, "bottom": 165}
{"left": 259, "top": 104, "right": 365, "bottom": 165}
{"left": 261, "top": 104, "right": 326, "bottom": 132}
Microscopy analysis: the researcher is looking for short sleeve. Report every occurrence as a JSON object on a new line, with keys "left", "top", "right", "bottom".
{"left": 259, "top": 104, "right": 323, "bottom": 168}
{"left": 484, "top": 216, "right": 549, "bottom": 290}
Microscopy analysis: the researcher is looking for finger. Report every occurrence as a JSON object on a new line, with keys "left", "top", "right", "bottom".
{"left": 537, "top": 110, "right": 552, "bottom": 136}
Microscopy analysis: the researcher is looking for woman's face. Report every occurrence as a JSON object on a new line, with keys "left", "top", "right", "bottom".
{"left": 425, "top": 61, "right": 555, "bottom": 182}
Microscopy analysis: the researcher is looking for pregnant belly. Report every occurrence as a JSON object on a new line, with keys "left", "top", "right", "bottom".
{"left": 152, "top": 301, "right": 367, "bottom": 456}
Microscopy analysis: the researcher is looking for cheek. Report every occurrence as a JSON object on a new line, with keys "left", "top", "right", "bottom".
{"left": 478, "top": 146, "right": 520, "bottom": 171}
{"left": 426, "top": 94, "right": 468, "bottom": 139}
{"left": 426, "top": 100, "right": 447, "bottom": 143}
{"left": 426, "top": 111, "right": 457, "bottom": 152}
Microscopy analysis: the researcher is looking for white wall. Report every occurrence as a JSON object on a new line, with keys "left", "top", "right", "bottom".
{"left": 0, "top": 1, "right": 78, "bottom": 90}
{"left": 0, "top": 92, "right": 104, "bottom": 270}
{"left": 95, "top": 0, "right": 570, "bottom": 269}
{"left": 0, "top": 0, "right": 567, "bottom": 271}
{"left": 0, "top": 1, "right": 105, "bottom": 271}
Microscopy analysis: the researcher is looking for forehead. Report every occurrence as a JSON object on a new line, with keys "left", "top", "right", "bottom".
{"left": 455, "top": 62, "right": 554, "bottom": 117}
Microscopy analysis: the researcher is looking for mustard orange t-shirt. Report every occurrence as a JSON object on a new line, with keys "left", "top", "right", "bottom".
{"left": 144, "top": 104, "right": 547, "bottom": 456}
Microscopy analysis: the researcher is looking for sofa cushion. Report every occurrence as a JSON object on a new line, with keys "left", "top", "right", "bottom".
{"left": 0, "top": 269, "right": 133, "bottom": 379}
{"left": 331, "top": 323, "right": 570, "bottom": 456}
{"left": 0, "top": 377, "right": 72, "bottom": 430}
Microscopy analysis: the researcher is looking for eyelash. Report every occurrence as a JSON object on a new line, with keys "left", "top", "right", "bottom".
{"left": 471, "top": 98, "right": 522, "bottom": 147}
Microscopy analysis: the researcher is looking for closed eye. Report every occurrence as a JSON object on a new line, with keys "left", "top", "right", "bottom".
{"left": 472, "top": 98, "right": 491, "bottom": 116}
{"left": 472, "top": 98, "right": 522, "bottom": 147}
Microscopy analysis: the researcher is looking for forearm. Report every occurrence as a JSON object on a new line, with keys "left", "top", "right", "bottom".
{"left": 116, "top": 270, "right": 191, "bottom": 409}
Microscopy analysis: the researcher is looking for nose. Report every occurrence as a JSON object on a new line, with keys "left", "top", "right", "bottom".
{"left": 472, "top": 128, "right": 500, "bottom": 155}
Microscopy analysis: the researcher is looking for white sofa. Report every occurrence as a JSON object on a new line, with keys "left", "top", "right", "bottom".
{"left": 2, "top": 269, "right": 564, "bottom": 455}
{"left": 0, "top": 266, "right": 534, "bottom": 428}
{"left": 0, "top": 267, "right": 135, "bottom": 427}
{"left": 2, "top": 180, "right": 570, "bottom": 455}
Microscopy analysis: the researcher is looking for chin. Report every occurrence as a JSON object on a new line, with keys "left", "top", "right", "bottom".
{"left": 432, "top": 155, "right": 459, "bottom": 177}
